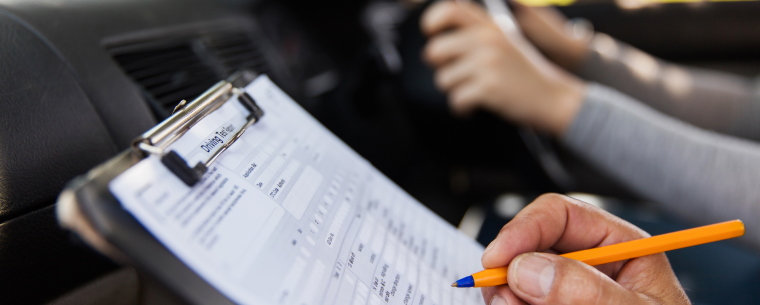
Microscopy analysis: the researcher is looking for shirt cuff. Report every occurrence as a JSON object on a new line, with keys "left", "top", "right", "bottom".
{"left": 561, "top": 82, "right": 615, "bottom": 151}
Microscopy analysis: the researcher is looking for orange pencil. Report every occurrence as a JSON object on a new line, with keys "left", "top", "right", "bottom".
{"left": 452, "top": 219, "right": 745, "bottom": 288}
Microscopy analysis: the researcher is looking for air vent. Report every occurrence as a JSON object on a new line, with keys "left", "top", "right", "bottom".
{"left": 111, "top": 29, "right": 270, "bottom": 119}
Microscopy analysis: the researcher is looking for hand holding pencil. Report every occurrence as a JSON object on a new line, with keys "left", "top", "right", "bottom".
{"left": 477, "top": 194, "right": 697, "bottom": 305}
{"left": 455, "top": 218, "right": 743, "bottom": 288}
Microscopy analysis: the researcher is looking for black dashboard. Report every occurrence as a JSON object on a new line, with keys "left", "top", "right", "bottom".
{"left": 2, "top": 0, "right": 760, "bottom": 303}
{"left": 0, "top": 1, "right": 300, "bottom": 303}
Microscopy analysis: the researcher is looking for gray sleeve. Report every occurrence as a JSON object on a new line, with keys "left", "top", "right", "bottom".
{"left": 563, "top": 83, "right": 760, "bottom": 250}
{"left": 576, "top": 34, "right": 760, "bottom": 142}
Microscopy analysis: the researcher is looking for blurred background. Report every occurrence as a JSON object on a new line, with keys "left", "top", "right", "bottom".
{"left": 251, "top": 0, "right": 760, "bottom": 303}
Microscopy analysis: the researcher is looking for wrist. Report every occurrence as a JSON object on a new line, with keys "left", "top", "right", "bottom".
{"left": 540, "top": 72, "right": 586, "bottom": 137}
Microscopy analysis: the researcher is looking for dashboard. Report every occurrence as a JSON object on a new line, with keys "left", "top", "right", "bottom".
{"left": 1, "top": 0, "right": 760, "bottom": 303}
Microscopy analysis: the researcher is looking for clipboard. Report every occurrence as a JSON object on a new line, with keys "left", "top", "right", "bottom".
{"left": 57, "top": 71, "right": 488, "bottom": 305}
{"left": 56, "top": 71, "right": 262, "bottom": 304}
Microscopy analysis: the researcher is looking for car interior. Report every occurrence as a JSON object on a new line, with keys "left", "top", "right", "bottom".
{"left": 1, "top": 0, "right": 760, "bottom": 304}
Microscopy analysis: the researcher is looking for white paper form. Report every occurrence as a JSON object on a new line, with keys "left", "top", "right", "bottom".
{"left": 110, "top": 76, "right": 486, "bottom": 305}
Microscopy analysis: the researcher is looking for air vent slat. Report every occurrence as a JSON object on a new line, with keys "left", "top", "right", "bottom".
{"left": 116, "top": 48, "right": 196, "bottom": 72}
{"left": 123, "top": 55, "right": 201, "bottom": 75}
{"left": 112, "top": 29, "right": 271, "bottom": 119}
{"left": 149, "top": 72, "right": 219, "bottom": 97}
{"left": 137, "top": 65, "right": 215, "bottom": 88}
{"left": 129, "top": 60, "right": 207, "bottom": 81}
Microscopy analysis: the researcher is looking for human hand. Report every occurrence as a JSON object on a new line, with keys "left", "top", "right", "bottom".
{"left": 421, "top": 1, "right": 585, "bottom": 136}
{"left": 481, "top": 194, "right": 690, "bottom": 305}
{"left": 510, "top": 2, "right": 591, "bottom": 72}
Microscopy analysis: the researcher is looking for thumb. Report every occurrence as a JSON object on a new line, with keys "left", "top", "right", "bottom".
{"left": 505, "top": 253, "right": 648, "bottom": 305}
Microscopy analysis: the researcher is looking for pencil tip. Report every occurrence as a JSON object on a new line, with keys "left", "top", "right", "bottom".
{"left": 453, "top": 275, "right": 474, "bottom": 288}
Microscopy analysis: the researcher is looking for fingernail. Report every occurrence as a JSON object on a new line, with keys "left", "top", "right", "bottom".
{"left": 512, "top": 254, "right": 555, "bottom": 298}
{"left": 483, "top": 234, "right": 500, "bottom": 256}
{"left": 490, "top": 295, "right": 508, "bottom": 305}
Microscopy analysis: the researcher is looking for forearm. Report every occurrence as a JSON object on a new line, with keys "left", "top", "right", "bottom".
{"left": 576, "top": 34, "right": 760, "bottom": 141}
{"left": 563, "top": 83, "right": 760, "bottom": 250}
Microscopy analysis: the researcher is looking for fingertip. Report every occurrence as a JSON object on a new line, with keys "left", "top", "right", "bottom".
{"left": 490, "top": 295, "right": 508, "bottom": 305}
{"left": 447, "top": 82, "right": 482, "bottom": 117}
{"left": 510, "top": 253, "right": 645, "bottom": 304}
{"left": 481, "top": 286, "right": 497, "bottom": 305}
{"left": 420, "top": 1, "right": 458, "bottom": 36}
{"left": 481, "top": 234, "right": 502, "bottom": 267}
{"left": 508, "top": 253, "right": 555, "bottom": 299}
{"left": 448, "top": 99, "right": 475, "bottom": 118}
{"left": 421, "top": 36, "right": 446, "bottom": 67}
{"left": 534, "top": 193, "right": 570, "bottom": 206}
{"left": 485, "top": 285, "right": 527, "bottom": 305}
{"left": 421, "top": 0, "right": 488, "bottom": 36}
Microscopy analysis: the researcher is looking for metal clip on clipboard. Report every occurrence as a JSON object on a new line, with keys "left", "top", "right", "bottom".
{"left": 130, "top": 76, "right": 264, "bottom": 187}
